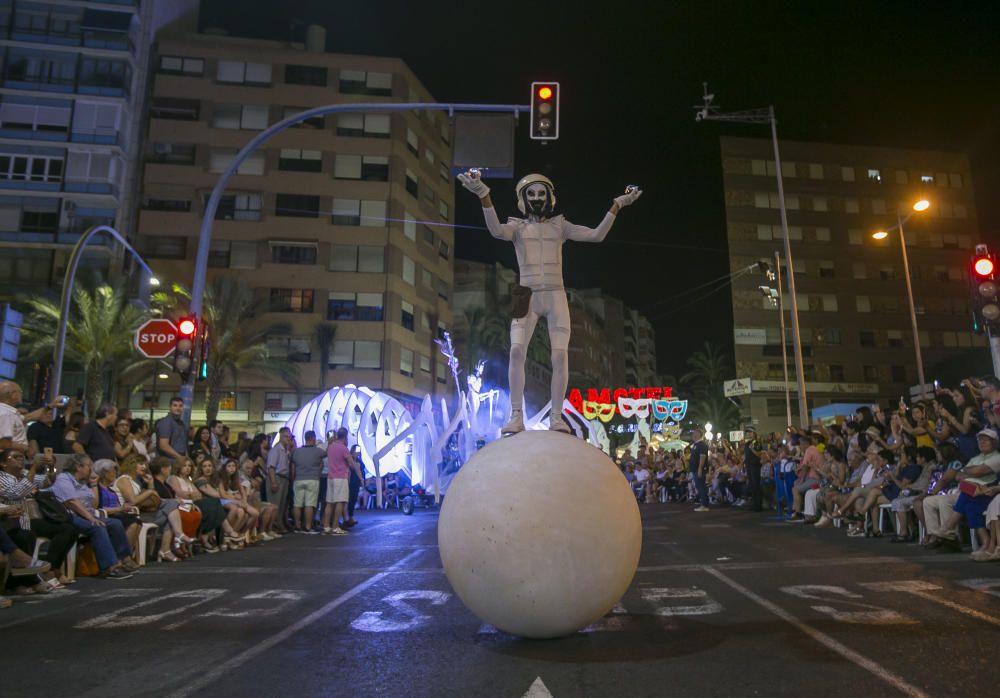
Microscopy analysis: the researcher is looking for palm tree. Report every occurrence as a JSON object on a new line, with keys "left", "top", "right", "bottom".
{"left": 153, "top": 278, "right": 299, "bottom": 423}
{"left": 314, "top": 321, "right": 337, "bottom": 392}
{"left": 681, "top": 341, "right": 732, "bottom": 397}
{"left": 460, "top": 306, "right": 508, "bottom": 368}
{"left": 20, "top": 283, "right": 148, "bottom": 412}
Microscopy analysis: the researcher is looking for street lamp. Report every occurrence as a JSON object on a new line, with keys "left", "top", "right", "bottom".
{"left": 871, "top": 198, "right": 932, "bottom": 397}
{"left": 695, "top": 83, "right": 809, "bottom": 427}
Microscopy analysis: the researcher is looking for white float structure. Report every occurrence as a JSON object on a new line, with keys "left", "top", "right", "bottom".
{"left": 283, "top": 385, "right": 441, "bottom": 508}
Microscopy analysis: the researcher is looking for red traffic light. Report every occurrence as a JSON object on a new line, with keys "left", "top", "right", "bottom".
{"left": 974, "top": 257, "right": 995, "bottom": 277}
{"left": 537, "top": 86, "right": 553, "bottom": 100}
{"left": 177, "top": 317, "right": 197, "bottom": 336}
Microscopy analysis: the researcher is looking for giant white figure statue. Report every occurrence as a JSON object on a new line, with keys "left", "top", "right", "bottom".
{"left": 457, "top": 170, "right": 642, "bottom": 435}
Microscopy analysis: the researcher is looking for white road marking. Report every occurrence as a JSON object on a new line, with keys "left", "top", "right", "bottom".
{"left": 642, "top": 587, "right": 723, "bottom": 616}
{"left": 166, "top": 590, "right": 309, "bottom": 629}
{"left": 523, "top": 677, "right": 554, "bottom": 698}
{"left": 703, "top": 566, "right": 930, "bottom": 698}
{"left": 76, "top": 589, "right": 227, "bottom": 629}
{"left": 957, "top": 578, "right": 1000, "bottom": 599}
{"left": 164, "top": 549, "right": 424, "bottom": 698}
{"left": 350, "top": 589, "right": 451, "bottom": 632}
{"left": 862, "top": 580, "right": 1000, "bottom": 628}
{"left": 780, "top": 585, "right": 916, "bottom": 625}
{"left": 579, "top": 603, "right": 628, "bottom": 633}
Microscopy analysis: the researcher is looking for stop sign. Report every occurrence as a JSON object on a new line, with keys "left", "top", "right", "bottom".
{"left": 135, "top": 318, "right": 178, "bottom": 358}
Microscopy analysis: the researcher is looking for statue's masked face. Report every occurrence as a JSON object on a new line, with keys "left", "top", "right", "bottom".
{"left": 523, "top": 182, "right": 552, "bottom": 217}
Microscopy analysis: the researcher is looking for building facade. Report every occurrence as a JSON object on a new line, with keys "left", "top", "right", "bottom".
{"left": 722, "top": 135, "right": 983, "bottom": 433}
{"left": 132, "top": 27, "right": 456, "bottom": 429}
{"left": 0, "top": 0, "right": 156, "bottom": 295}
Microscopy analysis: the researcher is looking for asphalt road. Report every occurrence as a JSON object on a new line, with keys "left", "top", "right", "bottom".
{"left": 4, "top": 503, "right": 999, "bottom": 698}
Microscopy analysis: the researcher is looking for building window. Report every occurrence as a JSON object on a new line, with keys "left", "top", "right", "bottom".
{"left": 399, "top": 347, "right": 414, "bottom": 377}
{"left": 406, "top": 128, "right": 419, "bottom": 156}
{"left": 403, "top": 212, "right": 416, "bottom": 241}
{"left": 355, "top": 341, "right": 382, "bottom": 369}
{"left": 844, "top": 198, "right": 859, "bottom": 214}
{"left": 327, "top": 292, "right": 384, "bottom": 321}
{"left": 405, "top": 169, "right": 418, "bottom": 197}
{"left": 949, "top": 173, "right": 963, "bottom": 188}
{"left": 887, "top": 330, "right": 905, "bottom": 348}
{"left": 808, "top": 163, "right": 823, "bottom": 179}
{"left": 328, "top": 244, "right": 384, "bottom": 273}
{"left": 419, "top": 354, "right": 431, "bottom": 375}
{"left": 335, "top": 113, "right": 390, "bottom": 138}
{"left": 208, "top": 239, "right": 230, "bottom": 267}
{"left": 872, "top": 199, "right": 886, "bottom": 215}
{"left": 859, "top": 330, "right": 875, "bottom": 347}
{"left": 848, "top": 229, "right": 863, "bottom": 245}
{"left": 920, "top": 174, "right": 934, "bottom": 184}
{"left": 815, "top": 227, "right": 831, "bottom": 242}
{"left": 766, "top": 399, "right": 788, "bottom": 417}
{"left": 150, "top": 97, "right": 199, "bottom": 121}
{"left": 829, "top": 365, "right": 845, "bottom": 382}
{"left": 0, "top": 153, "right": 63, "bottom": 184}
{"left": 231, "top": 241, "right": 258, "bottom": 269}
{"left": 812, "top": 196, "right": 828, "bottom": 212}
{"left": 440, "top": 162, "right": 449, "bottom": 182}
{"left": 866, "top": 168, "right": 882, "bottom": 183}
{"left": 402, "top": 255, "right": 415, "bottom": 285}
{"left": 159, "top": 55, "right": 204, "bottom": 76}
{"left": 285, "top": 64, "right": 327, "bottom": 86}
{"left": 278, "top": 148, "right": 322, "bottom": 172}
{"left": 269, "top": 288, "right": 314, "bottom": 313}
{"left": 841, "top": 166, "right": 855, "bottom": 182}
{"left": 818, "top": 261, "right": 835, "bottom": 279}
{"left": 71, "top": 101, "right": 121, "bottom": 144}
{"left": 361, "top": 156, "right": 389, "bottom": 181}
{"left": 78, "top": 58, "right": 131, "bottom": 96}
{"left": 401, "top": 300, "right": 415, "bottom": 330}
{"left": 282, "top": 106, "right": 324, "bottom": 129}
{"left": 439, "top": 240, "right": 450, "bottom": 259}
{"left": 891, "top": 365, "right": 907, "bottom": 383}
{"left": 267, "top": 336, "right": 311, "bottom": 362}
{"left": 136, "top": 235, "right": 186, "bottom": 260}
{"left": 852, "top": 263, "right": 867, "bottom": 279}
{"left": 149, "top": 142, "right": 195, "bottom": 165}
{"left": 424, "top": 147, "right": 434, "bottom": 166}
{"left": 5, "top": 49, "right": 76, "bottom": 91}
{"left": 339, "top": 69, "right": 392, "bottom": 96}
{"left": 863, "top": 365, "right": 879, "bottom": 382}
{"left": 439, "top": 200, "right": 449, "bottom": 220}
{"left": 276, "top": 194, "right": 319, "bottom": 218}
{"left": 856, "top": 296, "right": 871, "bottom": 313}
{"left": 211, "top": 104, "right": 268, "bottom": 130}
{"left": 332, "top": 198, "right": 360, "bottom": 226}
{"left": 270, "top": 243, "right": 317, "bottom": 265}
{"left": 821, "top": 294, "right": 838, "bottom": 312}
{"left": 144, "top": 197, "right": 190, "bottom": 212}
{"left": 879, "top": 266, "right": 894, "bottom": 281}
{"left": 895, "top": 169, "right": 908, "bottom": 185}
{"left": 217, "top": 60, "right": 271, "bottom": 85}
{"left": 213, "top": 193, "right": 263, "bottom": 221}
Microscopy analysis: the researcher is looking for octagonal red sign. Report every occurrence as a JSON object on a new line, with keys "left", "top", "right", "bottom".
{"left": 135, "top": 318, "right": 178, "bottom": 358}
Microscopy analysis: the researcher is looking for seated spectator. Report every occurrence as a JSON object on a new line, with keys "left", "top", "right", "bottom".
{"left": 196, "top": 459, "right": 246, "bottom": 549}
{"left": 933, "top": 429, "right": 1000, "bottom": 553}
{"left": 810, "top": 445, "right": 849, "bottom": 527}
{"left": 920, "top": 442, "right": 965, "bottom": 549}
{"left": 62, "top": 412, "right": 85, "bottom": 454}
{"left": 129, "top": 419, "right": 150, "bottom": 459}
{"left": 115, "top": 456, "right": 194, "bottom": 562}
{"left": 191, "top": 426, "right": 213, "bottom": 462}
{"left": 851, "top": 447, "right": 922, "bottom": 537}
{"left": 887, "top": 446, "right": 936, "bottom": 542}
{"left": 168, "top": 458, "right": 225, "bottom": 552}
{"left": 0, "top": 526, "right": 52, "bottom": 606}
{"left": 149, "top": 458, "right": 201, "bottom": 557}
{"left": 112, "top": 415, "right": 137, "bottom": 464}
{"left": 27, "top": 396, "right": 80, "bottom": 457}
{"left": 788, "top": 433, "right": 823, "bottom": 521}
{"left": 91, "top": 459, "right": 141, "bottom": 555}
{"left": 970, "top": 482, "right": 1000, "bottom": 561}
{"left": 217, "top": 458, "right": 259, "bottom": 544}
{"left": 240, "top": 458, "right": 277, "bottom": 540}
{"left": 49, "top": 454, "right": 135, "bottom": 579}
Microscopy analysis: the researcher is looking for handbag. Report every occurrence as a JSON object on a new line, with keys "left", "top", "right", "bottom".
{"left": 959, "top": 480, "right": 981, "bottom": 497}
{"left": 35, "top": 490, "right": 72, "bottom": 524}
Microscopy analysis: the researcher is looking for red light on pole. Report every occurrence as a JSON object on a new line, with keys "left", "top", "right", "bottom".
{"left": 177, "top": 317, "right": 197, "bottom": 336}
{"left": 530, "top": 81, "right": 560, "bottom": 141}
{"left": 975, "top": 257, "right": 995, "bottom": 277}
{"left": 537, "top": 86, "right": 553, "bottom": 100}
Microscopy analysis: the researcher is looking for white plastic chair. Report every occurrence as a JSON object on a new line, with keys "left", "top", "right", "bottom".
{"left": 137, "top": 522, "right": 159, "bottom": 566}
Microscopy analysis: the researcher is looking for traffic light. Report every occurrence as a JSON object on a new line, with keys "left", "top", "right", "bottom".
{"left": 970, "top": 245, "right": 1000, "bottom": 335}
{"left": 173, "top": 316, "right": 197, "bottom": 377}
{"left": 530, "top": 81, "right": 560, "bottom": 140}
{"left": 197, "top": 322, "right": 210, "bottom": 382}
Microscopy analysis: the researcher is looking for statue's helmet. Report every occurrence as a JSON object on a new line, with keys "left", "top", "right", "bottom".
{"left": 515, "top": 173, "right": 556, "bottom": 216}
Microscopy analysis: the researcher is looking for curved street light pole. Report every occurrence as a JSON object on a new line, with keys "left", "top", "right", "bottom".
{"left": 180, "top": 101, "right": 530, "bottom": 426}
{"left": 50, "top": 225, "right": 154, "bottom": 403}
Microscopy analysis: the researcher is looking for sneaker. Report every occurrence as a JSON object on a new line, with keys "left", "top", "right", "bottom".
{"left": 970, "top": 549, "right": 992, "bottom": 561}
{"left": 101, "top": 567, "right": 134, "bottom": 580}
{"left": 548, "top": 416, "right": 572, "bottom": 433}
{"left": 694, "top": 505, "right": 710, "bottom": 512}
{"left": 847, "top": 526, "right": 866, "bottom": 537}
{"left": 305, "top": 528, "right": 321, "bottom": 535}
{"left": 814, "top": 515, "right": 833, "bottom": 528}
{"left": 331, "top": 527, "right": 349, "bottom": 535}
{"left": 501, "top": 410, "right": 524, "bottom": 435}
{"left": 323, "top": 527, "right": 334, "bottom": 534}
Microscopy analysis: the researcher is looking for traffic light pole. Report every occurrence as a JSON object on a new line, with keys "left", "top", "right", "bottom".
{"left": 50, "top": 225, "right": 154, "bottom": 406}
{"left": 181, "top": 101, "right": 530, "bottom": 427}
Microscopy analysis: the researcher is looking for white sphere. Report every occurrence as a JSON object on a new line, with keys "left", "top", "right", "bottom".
{"left": 438, "top": 431, "right": 642, "bottom": 638}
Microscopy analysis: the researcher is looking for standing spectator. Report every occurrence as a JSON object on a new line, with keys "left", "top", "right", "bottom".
{"left": 266, "top": 427, "right": 293, "bottom": 533}
{"left": 209, "top": 420, "right": 229, "bottom": 461}
{"left": 1, "top": 381, "right": 65, "bottom": 458}
{"left": 155, "top": 397, "right": 188, "bottom": 462}
{"left": 291, "top": 431, "right": 325, "bottom": 533}
{"left": 62, "top": 412, "right": 85, "bottom": 454}
{"left": 73, "top": 404, "right": 118, "bottom": 461}
{"left": 191, "top": 426, "right": 213, "bottom": 461}
{"left": 323, "top": 428, "right": 363, "bottom": 534}
{"left": 344, "top": 445, "right": 365, "bottom": 528}
{"left": 49, "top": 455, "right": 134, "bottom": 579}
{"left": 742, "top": 426, "right": 764, "bottom": 512}
{"left": 788, "top": 433, "right": 823, "bottom": 521}
{"left": 688, "top": 426, "right": 710, "bottom": 512}
{"left": 27, "top": 396, "right": 79, "bottom": 456}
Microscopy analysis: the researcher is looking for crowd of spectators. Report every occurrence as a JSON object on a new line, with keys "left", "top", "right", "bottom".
{"left": 0, "top": 381, "right": 393, "bottom": 608}
{"left": 618, "top": 375, "right": 1000, "bottom": 561}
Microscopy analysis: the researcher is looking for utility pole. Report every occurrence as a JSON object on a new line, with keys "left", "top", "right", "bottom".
{"left": 695, "top": 84, "right": 809, "bottom": 426}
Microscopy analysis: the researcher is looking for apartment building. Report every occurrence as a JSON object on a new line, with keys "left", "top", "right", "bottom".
{"left": 721, "top": 135, "right": 983, "bottom": 432}
{"left": 131, "top": 27, "right": 455, "bottom": 428}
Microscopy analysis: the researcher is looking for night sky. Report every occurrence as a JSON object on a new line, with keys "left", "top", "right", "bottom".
{"left": 201, "top": 0, "right": 1000, "bottom": 379}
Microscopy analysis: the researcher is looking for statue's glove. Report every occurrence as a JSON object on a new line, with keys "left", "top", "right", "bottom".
{"left": 614, "top": 185, "right": 643, "bottom": 208}
{"left": 458, "top": 170, "right": 490, "bottom": 199}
